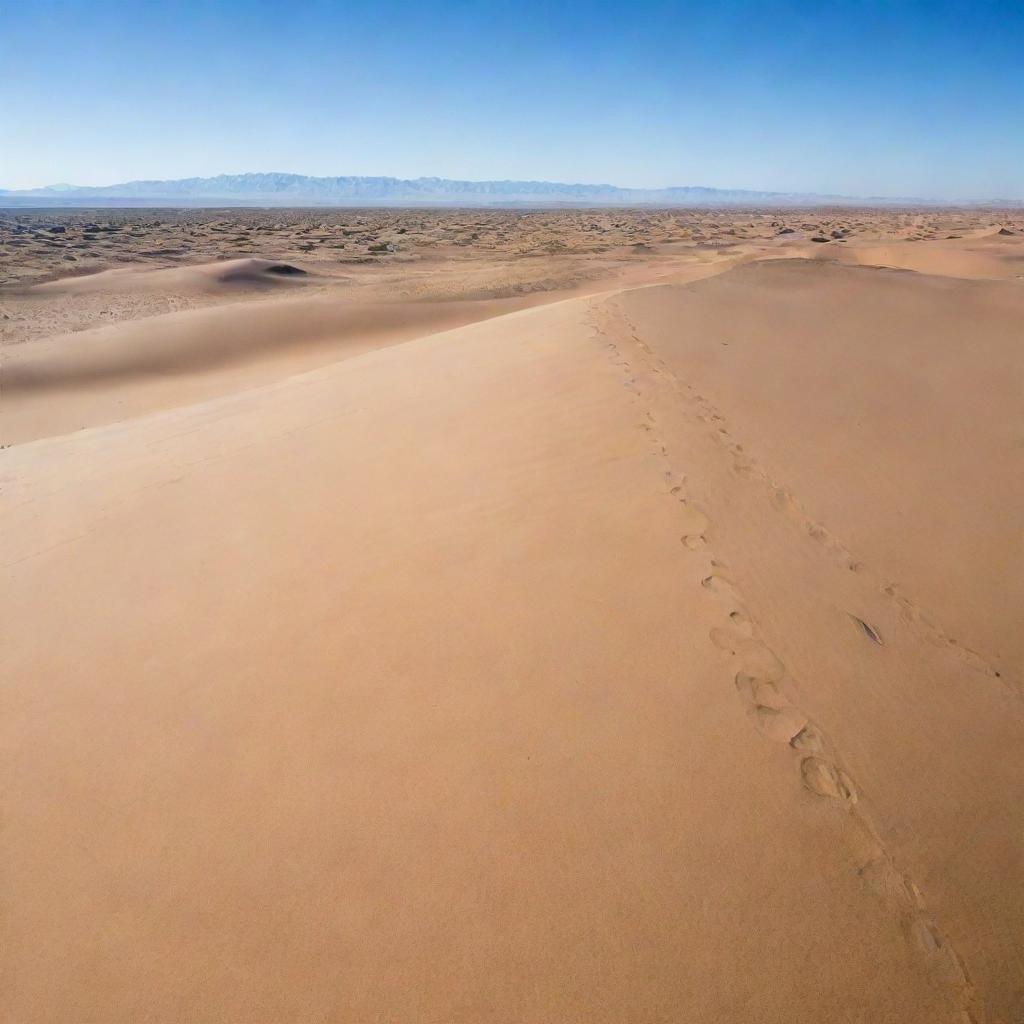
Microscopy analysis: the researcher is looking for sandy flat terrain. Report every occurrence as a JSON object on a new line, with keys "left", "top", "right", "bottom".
{"left": 2, "top": 208, "right": 1023, "bottom": 1022}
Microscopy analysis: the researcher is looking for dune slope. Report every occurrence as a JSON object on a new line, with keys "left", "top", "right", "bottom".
{"left": 622, "top": 259, "right": 1023, "bottom": 675}
{"left": 2, "top": 258, "right": 1022, "bottom": 1021}
{"left": 1, "top": 286, "right": 600, "bottom": 445}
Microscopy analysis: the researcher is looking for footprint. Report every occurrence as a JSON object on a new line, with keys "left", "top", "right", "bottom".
{"left": 789, "top": 724, "right": 824, "bottom": 752}
{"left": 701, "top": 573, "right": 742, "bottom": 603}
{"left": 735, "top": 671, "right": 788, "bottom": 709}
{"left": 859, "top": 856, "right": 916, "bottom": 905}
{"left": 678, "top": 503, "right": 709, "bottom": 550}
{"left": 909, "top": 919, "right": 970, "bottom": 990}
{"left": 850, "top": 615, "right": 884, "bottom": 645}
{"left": 710, "top": 625, "right": 758, "bottom": 654}
{"left": 800, "top": 757, "right": 857, "bottom": 804}
{"left": 750, "top": 705, "right": 809, "bottom": 744}
{"left": 771, "top": 488, "right": 799, "bottom": 511}
{"left": 735, "top": 644, "right": 786, "bottom": 683}
{"left": 729, "top": 610, "right": 754, "bottom": 635}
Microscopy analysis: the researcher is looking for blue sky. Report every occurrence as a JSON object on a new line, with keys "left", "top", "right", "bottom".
{"left": 2, "top": 0, "right": 1021, "bottom": 199}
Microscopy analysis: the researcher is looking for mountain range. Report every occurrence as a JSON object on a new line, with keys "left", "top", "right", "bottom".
{"left": 0, "top": 172, "right": 1015, "bottom": 208}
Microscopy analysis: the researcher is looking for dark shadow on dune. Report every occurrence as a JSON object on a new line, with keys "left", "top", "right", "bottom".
{"left": 2, "top": 294, "right": 531, "bottom": 394}
{"left": 211, "top": 260, "right": 310, "bottom": 286}
{"left": 6, "top": 258, "right": 313, "bottom": 297}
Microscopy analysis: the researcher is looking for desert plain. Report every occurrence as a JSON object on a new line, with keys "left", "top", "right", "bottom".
{"left": 2, "top": 205, "right": 1023, "bottom": 1022}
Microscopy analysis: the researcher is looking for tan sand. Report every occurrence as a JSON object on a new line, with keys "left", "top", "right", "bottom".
{"left": 2, "top": 210, "right": 1022, "bottom": 1022}
{"left": 1, "top": 287, "right": 607, "bottom": 444}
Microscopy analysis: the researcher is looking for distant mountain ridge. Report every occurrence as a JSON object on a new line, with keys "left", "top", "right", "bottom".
{"left": 0, "top": 172, "right": 1010, "bottom": 207}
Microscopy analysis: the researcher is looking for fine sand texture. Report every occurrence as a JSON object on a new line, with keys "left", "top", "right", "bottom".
{"left": 2, "top": 209, "right": 1023, "bottom": 1022}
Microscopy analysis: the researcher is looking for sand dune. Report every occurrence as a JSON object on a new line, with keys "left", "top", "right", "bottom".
{"left": 1, "top": 288, "right": 586, "bottom": 443}
{"left": 1, "top": 251, "right": 740, "bottom": 445}
{"left": 838, "top": 237, "right": 1024, "bottom": 279}
{"left": 26, "top": 256, "right": 316, "bottom": 295}
{"left": 622, "top": 259, "right": 1024, "bottom": 673}
{"left": 616, "top": 262, "right": 1024, "bottom": 1018}
{"left": 2, "top": 212, "right": 1023, "bottom": 1022}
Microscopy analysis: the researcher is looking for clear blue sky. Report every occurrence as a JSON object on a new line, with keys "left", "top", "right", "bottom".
{"left": 2, "top": 0, "right": 1021, "bottom": 199}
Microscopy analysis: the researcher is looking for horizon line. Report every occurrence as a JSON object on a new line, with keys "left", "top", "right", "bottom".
{"left": 2, "top": 171, "right": 1022, "bottom": 207}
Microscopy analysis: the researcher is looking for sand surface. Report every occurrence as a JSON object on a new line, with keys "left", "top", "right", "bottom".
{"left": 2, "top": 208, "right": 1023, "bottom": 1022}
